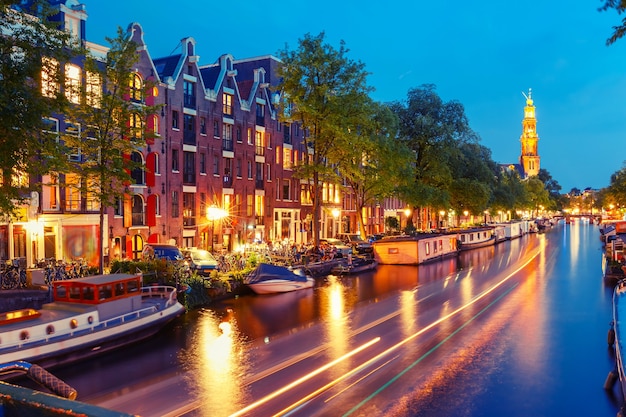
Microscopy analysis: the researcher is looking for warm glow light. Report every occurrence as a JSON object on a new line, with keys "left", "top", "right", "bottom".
{"left": 207, "top": 205, "right": 227, "bottom": 221}
{"left": 404, "top": 207, "right": 412, "bottom": 217}
{"left": 331, "top": 208, "right": 340, "bottom": 219}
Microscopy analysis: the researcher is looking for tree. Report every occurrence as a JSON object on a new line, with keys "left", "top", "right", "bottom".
{"left": 448, "top": 142, "right": 497, "bottom": 219}
{"left": 63, "top": 27, "right": 158, "bottom": 273}
{"left": 524, "top": 177, "right": 551, "bottom": 216}
{"left": 491, "top": 170, "right": 528, "bottom": 215}
{"left": 0, "top": 1, "right": 75, "bottom": 216}
{"left": 390, "top": 84, "right": 477, "bottom": 228}
{"left": 334, "top": 100, "right": 413, "bottom": 238}
{"left": 599, "top": 1, "right": 626, "bottom": 45}
{"left": 278, "top": 32, "right": 372, "bottom": 245}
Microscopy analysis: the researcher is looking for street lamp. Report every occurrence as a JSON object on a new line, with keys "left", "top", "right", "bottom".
{"left": 207, "top": 205, "right": 227, "bottom": 252}
{"left": 439, "top": 210, "right": 445, "bottom": 229}
{"left": 332, "top": 208, "right": 340, "bottom": 236}
{"left": 463, "top": 210, "right": 469, "bottom": 226}
{"left": 404, "top": 207, "right": 412, "bottom": 232}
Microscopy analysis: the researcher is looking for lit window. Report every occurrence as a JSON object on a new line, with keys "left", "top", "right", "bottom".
{"left": 129, "top": 113, "right": 143, "bottom": 140}
{"left": 65, "top": 63, "right": 81, "bottom": 104}
{"left": 65, "top": 173, "right": 81, "bottom": 211}
{"left": 130, "top": 73, "right": 143, "bottom": 102}
{"left": 86, "top": 71, "right": 101, "bottom": 108}
{"left": 223, "top": 93, "right": 233, "bottom": 115}
{"left": 41, "top": 57, "right": 59, "bottom": 98}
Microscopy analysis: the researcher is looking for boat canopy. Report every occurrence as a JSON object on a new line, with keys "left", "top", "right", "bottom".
{"left": 246, "top": 263, "right": 308, "bottom": 284}
{"left": 53, "top": 273, "right": 142, "bottom": 305}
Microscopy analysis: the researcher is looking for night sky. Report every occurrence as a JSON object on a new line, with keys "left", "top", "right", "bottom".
{"left": 84, "top": 0, "right": 626, "bottom": 192}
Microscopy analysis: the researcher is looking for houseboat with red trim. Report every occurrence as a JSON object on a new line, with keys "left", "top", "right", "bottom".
{"left": 0, "top": 273, "right": 184, "bottom": 374}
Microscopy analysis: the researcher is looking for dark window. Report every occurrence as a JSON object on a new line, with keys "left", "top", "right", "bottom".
{"left": 130, "top": 152, "right": 144, "bottom": 185}
{"left": 213, "top": 154, "right": 219, "bottom": 175}
{"left": 184, "top": 81, "right": 195, "bottom": 109}
{"left": 172, "top": 111, "right": 179, "bottom": 129}
{"left": 213, "top": 120, "right": 219, "bottom": 137}
{"left": 172, "top": 149, "right": 179, "bottom": 171}
{"left": 172, "top": 191, "right": 179, "bottom": 218}
{"left": 200, "top": 153, "right": 206, "bottom": 174}
{"left": 200, "top": 117, "right": 206, "bottom": 135}
{"left": 183, "top": 151, "right": 195, "bottom": 184}
{"left": 183, "top": 114, "right": 195, "bottom": 145}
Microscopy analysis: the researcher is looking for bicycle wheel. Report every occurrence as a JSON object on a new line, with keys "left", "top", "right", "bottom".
{"left": 3, "top": 271, "right": 18, "bottom": 289}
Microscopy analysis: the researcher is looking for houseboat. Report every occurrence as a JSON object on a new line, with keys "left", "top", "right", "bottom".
{"left": 457, "top": 227, "right": 496, "bottom": 251}
{"left": 497, "top": 221, "right": 524, "bottom": 240}
{"left": 373, "top": 233, "right": 458, "bottom": 265}
{"left": 0, "top": 273, "right": 184, "bottom": 373}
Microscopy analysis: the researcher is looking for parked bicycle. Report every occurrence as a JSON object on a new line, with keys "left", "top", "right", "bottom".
{"left": 43, "top": 259, "right": 70, "bottom": 286}
{"left": 1, "top": 259, "right": 26, "bottom": 290}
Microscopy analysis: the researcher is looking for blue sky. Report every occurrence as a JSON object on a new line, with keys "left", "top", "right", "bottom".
{"left": 85, "top": 1, "right": 626, "bottom": 193}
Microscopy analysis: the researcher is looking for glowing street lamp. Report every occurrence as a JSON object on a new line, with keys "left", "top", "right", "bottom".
{"left": 207, "top": 205, "right": 227, "bottom": 252}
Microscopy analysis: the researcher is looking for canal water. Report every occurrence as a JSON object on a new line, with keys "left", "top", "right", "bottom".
{"left": 50, "top": 220, "right": 621, "bottom": 416}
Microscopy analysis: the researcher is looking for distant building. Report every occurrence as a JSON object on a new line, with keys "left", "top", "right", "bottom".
{"left": 500, "top": 89, "right": 541, "bottom": 179}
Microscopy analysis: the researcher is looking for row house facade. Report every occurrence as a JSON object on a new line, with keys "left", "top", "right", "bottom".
{"left": 4, "top": 1, "right": 393, "bottom": 269}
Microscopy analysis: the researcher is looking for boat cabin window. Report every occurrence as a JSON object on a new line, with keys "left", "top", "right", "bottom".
{"left": 69, "top": 287, "right": 81, "bottom": 300}
{"left": 127, "top": 280, "right": 139, "bottom": 293}
{"left": 99, "top": 285, "right": 113, "bottom": 300}
{"left": 56, "top": 285, "right": 67, "bottom": 299}
{"left": 82, "top": 286, "right": 95, "bottom": 301}
{"left": 115, "top": 282, "right": 125, "bottom": 296}
{"left": 425, "top": 242, "right": 430, "bottom": 255}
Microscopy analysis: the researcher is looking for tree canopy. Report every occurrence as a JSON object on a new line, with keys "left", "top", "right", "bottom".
{"left": 0, "top": 0, "right": 75, "bottom": 216}
{"left": 278, "top": 32, "right": 373, "bottom": 244}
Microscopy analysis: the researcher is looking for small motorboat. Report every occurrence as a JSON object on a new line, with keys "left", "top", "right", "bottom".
{"left": 245, "top": 263, "right": 314, "bottom": 295}
{"left": 331, "top": 257, "right": 378, "bottom": 275}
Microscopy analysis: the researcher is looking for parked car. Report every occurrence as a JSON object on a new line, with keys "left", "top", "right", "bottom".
{"left": 367, "top": 233, "right": 385, "bottom": 243}
{"left": 318, "top": 238, "right": 352, "bottom": 257}
{"left": 337, "top": 233, "right": 373, "bottom": 254}
{"left": 142, "top": 244, "right": 184, "bottom": 261}
{"left": 182, "top": 248, "right": 218, "bottom": 276}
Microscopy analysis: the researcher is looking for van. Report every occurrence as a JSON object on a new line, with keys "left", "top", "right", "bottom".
{"left": 142, "top": 244, "right": 184, "bottom": 261}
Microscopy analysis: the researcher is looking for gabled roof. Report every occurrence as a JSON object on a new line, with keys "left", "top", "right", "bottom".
{"left": 153, "top": 54, "right": 182, "bottom": 81}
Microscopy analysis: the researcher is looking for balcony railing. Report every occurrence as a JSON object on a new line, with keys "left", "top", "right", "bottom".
{"left": 255, "top": 179, "right": 264, "bottom": 190}
{"left": 223, "top": 175, "right": 233, "bottom": 188}
{"left": 183, "top": 171, "right": 195, "bottom": 185}
{"left": 184, "top": 94, "right": 196, "bottom": 109}
{"left": 256, "top": 115, "right": 264, "bottom": 127}
{"left": 183, "top": 129, "right": 196, "bottom": 146}
{"left": 222, "top": 138, "right": 233, "bottom": 152}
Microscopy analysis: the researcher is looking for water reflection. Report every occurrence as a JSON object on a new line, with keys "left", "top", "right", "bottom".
{"left": 179, "top": 309, "right": 249, "bottom": 416}
{"left": 317, "top": 275, "right": 351, "bottom": 375}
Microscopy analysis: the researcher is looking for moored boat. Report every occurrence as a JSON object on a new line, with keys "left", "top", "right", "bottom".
{"left": 0, "top": 273, "right": 184, "bottom": 374}
{"left": 373, "top": 233, "right": 458, "bottom": 265}
{"left": 245, "top": 263, "right": 315, "bottom": 294}
{"left": 330, "top": 257, "right": 378, "bottom": 275}
{"left": 457, "top": 227, "right": 496, "bottom": 251}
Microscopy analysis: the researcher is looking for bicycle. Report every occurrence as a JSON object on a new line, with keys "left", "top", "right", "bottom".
{"left": 1, "top": 259, "right": 25, "bottom": 290}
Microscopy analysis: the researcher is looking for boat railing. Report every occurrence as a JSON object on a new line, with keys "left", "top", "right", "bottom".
{"left": 141, "top": 285, "right": 178, "bottom": 306}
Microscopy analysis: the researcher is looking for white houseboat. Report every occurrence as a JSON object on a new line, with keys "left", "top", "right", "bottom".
{"left": 457, "top": 227, "right": 496, "bottom": 251}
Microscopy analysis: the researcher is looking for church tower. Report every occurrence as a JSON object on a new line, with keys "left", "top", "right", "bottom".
{"left": 519, "top": 88, "right": 540, "bottom": 178}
